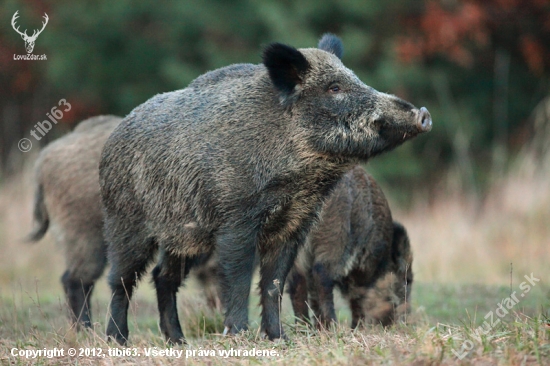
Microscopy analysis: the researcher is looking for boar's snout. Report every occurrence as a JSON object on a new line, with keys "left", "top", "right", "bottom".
{"left": 416, "top": 107, "right": 432, "bottom": 132}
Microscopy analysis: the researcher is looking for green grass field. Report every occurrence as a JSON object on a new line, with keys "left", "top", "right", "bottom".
{"left": 0, "top": 278, "right": 548, "bottom": 365}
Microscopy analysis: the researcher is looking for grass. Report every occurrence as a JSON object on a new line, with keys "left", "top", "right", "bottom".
{"left": 0, "top": 280, "right": 548, "bottom": 365}
{"left": 0, "top": 152, "right": 549, "bottom": 364}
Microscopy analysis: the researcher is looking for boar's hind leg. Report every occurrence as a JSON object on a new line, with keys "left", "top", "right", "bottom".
{"left": 311, "top": 263, "right": 337, "bottom": 327}
{"left": 106, "top": 236, "right": 156, "bottom": 345}
{"left": 62, "top": 236, "right": 107, "bottom": 329}
{"left": 217, "top": 230, "right": 256, "bottom": 335}
{"left": 259, "top": 243, "right": 300, "bottom": 340}
{"left": 152, "top": 248, "right": 187, "bottom": 344}
{"left": 287, "top": 268, "right": 310, "bottom": 324}
{"left": 61, "top": 272, "right": 95, "bottom": 328}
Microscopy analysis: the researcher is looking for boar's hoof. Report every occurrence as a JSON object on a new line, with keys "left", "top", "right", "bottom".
{"left": 222, "top": 324, "right": 248, "bottom": 335}
{"left": 222, "top": 325, "right": 249, "bottom": 336}
{"left": 106, "top": 333, "right": 127, "bottom": 346}
{"left": 261, "top": 330, "right": 288, "bottom": 342}
{"left": 166, "top": 336, "right": 186, "bottom": 345}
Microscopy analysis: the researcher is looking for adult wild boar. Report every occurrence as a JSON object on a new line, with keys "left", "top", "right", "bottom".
{"left": 99, "top": 33, "right": 432, "bottom": 344}
{"left": 28, "top": 115, "right": 122, "bottom": 327}
{"left": 287, "top": 166, "right": 413, "bottom": 328}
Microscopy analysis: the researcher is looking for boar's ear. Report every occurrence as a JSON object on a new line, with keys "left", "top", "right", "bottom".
{"left": 391, "top": 221, "right": 412, "bottom": 271}
{"left": 263, "top": 43, "right": 310, "bottom": 95}
{"left": 318, "top": 33, "right": 343, "bottom": 59}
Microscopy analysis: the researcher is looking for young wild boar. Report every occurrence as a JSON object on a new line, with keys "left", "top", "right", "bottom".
{"left": 287, "top": 166, "right": 413, "bottom": 328}
{"left": 99, "top": 33, "right": 432, "bottom": 344}
{"left": 27, "top": 115, "right": 122, "bottom": 327}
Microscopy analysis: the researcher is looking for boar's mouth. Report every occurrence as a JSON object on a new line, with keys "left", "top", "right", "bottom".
{"left": 378, "top": 107, "right": 432, "bottom": 144}
{"left": 378, "top": 123, "right": 421, "bottom": 143}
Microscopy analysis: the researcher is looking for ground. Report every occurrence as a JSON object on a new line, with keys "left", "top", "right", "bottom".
{"left": 0, "top": 155, "right": 548, "bottom": 365}
{"left": 0, "top": 278, "right": 548, "bottom": 365}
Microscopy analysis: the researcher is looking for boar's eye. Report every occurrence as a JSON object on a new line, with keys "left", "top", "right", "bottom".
{"left": 328, "top": 84, "right": 341, "bottom": 93}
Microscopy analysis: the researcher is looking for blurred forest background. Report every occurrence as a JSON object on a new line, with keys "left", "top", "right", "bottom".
{"left": 0, "top": 0, "right": 549, "bottom": 284}
{"left": 1, "top": 0, "right": 549, "bottom": 196}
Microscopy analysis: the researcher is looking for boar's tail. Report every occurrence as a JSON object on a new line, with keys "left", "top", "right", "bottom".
{"left": 26, "top": 183, "right": 49, "bottom": 242}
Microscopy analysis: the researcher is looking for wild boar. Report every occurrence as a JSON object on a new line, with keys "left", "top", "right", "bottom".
{"left": 99, "top": 33, "right": 431, "bottom": 344}
{"left": 287, "top": 166, "right": 413, "bottom": 328}
{"left": 28, "top": 115, "right": 122, "bottom": 327}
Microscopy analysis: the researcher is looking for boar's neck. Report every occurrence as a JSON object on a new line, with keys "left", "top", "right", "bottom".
{"left": 256, "top": 156, "right": 354, "bottom": 246}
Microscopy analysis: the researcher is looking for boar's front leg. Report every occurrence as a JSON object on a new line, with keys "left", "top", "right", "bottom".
{"left": 106, "top": 234, "right": 157, "bottom": 345}
{"left": 217, "top": 230, "right": 257, "bottom": 335}
{"left": 311, "top": 263, "right": 337, "bottom": 327}
{"left": 152, "top": 248, "right": 186, "bottom": 344}
{"left": 259, "top": 242, "right": 299, "bottom": 340}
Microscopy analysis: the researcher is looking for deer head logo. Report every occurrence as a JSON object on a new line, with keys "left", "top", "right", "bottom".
{"left": 11, "top": 11, "right": 48, "bottom": 54}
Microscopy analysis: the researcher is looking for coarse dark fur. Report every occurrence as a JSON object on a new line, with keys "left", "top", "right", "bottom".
{"left": 28, "top": 115, "right": 122, "bottom": 328}
{"left": 287, "top": 166, "right": 413, "bottom": 328}
{"left": 99, "top": 33, "right": 432, "bottom": 344}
